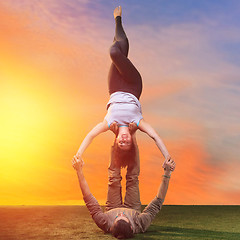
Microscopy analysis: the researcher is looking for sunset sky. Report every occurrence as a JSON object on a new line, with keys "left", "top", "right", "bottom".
{"left": 1, "top": 0, "right": 240, "bottom": 205}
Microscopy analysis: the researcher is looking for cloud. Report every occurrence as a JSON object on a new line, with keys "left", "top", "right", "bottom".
{"left": 137, "top": 135, "right": 240, "bottom": 205}
{"left": 123, "top": 20, "right": 240, "bottom": 166}
{"left": 1, "top": 0, "right": 113, "bottom": 46}
{"left": 1, "top": 1, "right": 240, "bottom": 205}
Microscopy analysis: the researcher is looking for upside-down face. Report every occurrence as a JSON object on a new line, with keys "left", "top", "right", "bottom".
{"left": 116, "top": 132, "right": 132, "bottom": 151}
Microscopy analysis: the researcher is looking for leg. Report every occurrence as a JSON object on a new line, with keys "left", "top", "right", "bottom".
{"left": 108, "top": 15, "right": 142, "bottom": 99}
{"left": 105, "top": 146, "right": 123, "bottom": 211}
{"left": 110, "top": 40, "right": 142, "bottom": 87}
{"left": 114, "top": 16, "right": 129, "bottom": 57}
{"left": 123, "top": 137, "right": 141, "bottom": 212}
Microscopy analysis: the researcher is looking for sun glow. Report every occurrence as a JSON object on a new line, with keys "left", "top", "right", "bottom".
{"left": 0, "top": 55, "right": 71, "bottom": 204}
{"left": 1, "top": 1, "right": 240, "bottom": 206}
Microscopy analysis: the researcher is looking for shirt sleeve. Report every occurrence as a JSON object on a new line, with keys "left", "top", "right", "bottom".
{"left": 137, "top": 197, "right": 163, "bottom": 232}
{"left": 83, "top": 193, "right": 110, "bottom": 233}
{"left": 136, "top": 117, "right": 143, "bottom": 127}
{"left": 104, "top": 113, "right": 112, "bottom": 128}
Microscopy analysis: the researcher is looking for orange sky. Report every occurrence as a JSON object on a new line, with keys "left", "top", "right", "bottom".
{"left": 1, "top": 2, "right": 240, "bottom": 205}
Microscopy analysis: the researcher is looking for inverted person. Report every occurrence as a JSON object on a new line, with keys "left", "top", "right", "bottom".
{"left": 75, "top": 6, "right": 172, "bottom": 169}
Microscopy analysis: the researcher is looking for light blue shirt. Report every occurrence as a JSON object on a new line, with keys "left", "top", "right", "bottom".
{"left": 105, "top": 91, "right": 143, "bottom": 128}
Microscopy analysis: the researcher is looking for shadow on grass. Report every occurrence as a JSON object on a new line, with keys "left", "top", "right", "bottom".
{"left": 135, "top": 225, "right": 240, "bottom": 240}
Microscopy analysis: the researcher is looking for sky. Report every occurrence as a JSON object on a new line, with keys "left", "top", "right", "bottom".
{"left": 0, "top": 0, "right": 240, "bottom": 205}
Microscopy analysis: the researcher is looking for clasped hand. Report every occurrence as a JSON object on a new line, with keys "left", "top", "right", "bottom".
{"left": 72, "top": 155, "right": 84, "bottom": 171}
{"left": 110, "top": 122, "right": 138, "bottom": 135}
{"left": 163, "top": 156, "right": 176, "bottom": 172}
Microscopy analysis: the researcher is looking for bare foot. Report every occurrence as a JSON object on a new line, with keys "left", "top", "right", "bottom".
{"left": 113, "top": 6, "right": 122, "bottom": 19}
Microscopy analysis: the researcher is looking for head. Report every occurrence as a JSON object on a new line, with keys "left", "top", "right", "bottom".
{"left": 111, "top": 212, "right": 134, "bottom": 239}
{"left": 116, "top": 127, "right": 132, "bottom": 151}
{"left": 113, "top": 138, "right": 136, "bottom": 168}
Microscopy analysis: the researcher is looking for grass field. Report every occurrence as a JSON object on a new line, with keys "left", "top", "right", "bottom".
{"left": 0, "top": 205, "right": 239, "bottom": 240}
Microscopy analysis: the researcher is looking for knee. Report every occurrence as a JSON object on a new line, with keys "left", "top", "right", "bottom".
{"left": 126, "top": 174, "right": 139, "bottom": 186}
{"left": 110, "top": 46, "right": 121, "bottom": 61}
{"left": 108, "top": 174, "right": 122, "bottom": 187}
{"left": 126, "top": 164, "right": 140, "bottom": 177}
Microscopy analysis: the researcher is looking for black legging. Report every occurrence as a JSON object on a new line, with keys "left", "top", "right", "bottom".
{"left": 108, "top": 16, "right": 142, "bottom": 100}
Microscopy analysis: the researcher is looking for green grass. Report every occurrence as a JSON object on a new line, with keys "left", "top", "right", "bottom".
{"left": 139, "top": 205, "right": 240, "bottom": 240}
{"left": 0, "top": 205, "right": 239, "bottom": 240}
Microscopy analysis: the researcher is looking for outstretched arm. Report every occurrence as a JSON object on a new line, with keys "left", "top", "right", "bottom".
{"left": 138, "top": 119, "right": 171, "bottom": 160}
{"left": 72, "top": 155, "right": 110, "bottom": 232}
{"left": 157, "top": 158, "right": 175, "bottom": 200}
{"left": 138, "top": 158, "right": 176, "bottom": 232}
{"left": 72, "top": 156, "right": 91, "bottom": 197}
{"left": 76, "top": 121, "right": 109, "bottom": 158}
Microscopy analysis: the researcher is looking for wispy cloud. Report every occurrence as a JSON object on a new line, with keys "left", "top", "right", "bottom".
{"left": 1, "top": 0, "right": 240, "bottom": 204}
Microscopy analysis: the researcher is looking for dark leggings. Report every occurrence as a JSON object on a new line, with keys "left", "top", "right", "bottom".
{"left": 108, "top": 16, "right": 142, "bottom": 100}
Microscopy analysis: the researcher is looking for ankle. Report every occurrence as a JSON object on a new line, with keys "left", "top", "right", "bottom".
{"left": 115, "top": 16, "right": 122, "bottom": 23}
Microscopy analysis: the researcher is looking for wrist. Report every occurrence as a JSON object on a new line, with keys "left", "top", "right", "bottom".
{"left": 163, "top": 170, "right": 171, "bottom": 177}
{"left": 162, "top": 175, "right": 171, "bottom": 179}
{"left": 77, "top": 169, "right": 83, "bottom": 177}
{"left": 164, "top": 154, "right": 171, "bottom": 160}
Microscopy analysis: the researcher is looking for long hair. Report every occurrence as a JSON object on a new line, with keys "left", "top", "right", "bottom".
{"left": 111, "top": 220, "right": 134, "bottom": 239}
{"left": 113, "top": 139, "right": 136, "bottom": 168}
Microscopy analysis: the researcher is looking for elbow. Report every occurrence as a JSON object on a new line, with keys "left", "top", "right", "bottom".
{"left": 86, "top": 133, "right": 94, "bottom": 141}
{"left": 88, "top": 132, "right": 95, "bottom": 139}
{"left": 150, "top": 134, "right": 157, "bottom": 141}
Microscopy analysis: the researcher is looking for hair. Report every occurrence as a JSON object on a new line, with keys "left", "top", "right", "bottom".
{"left": 113, "top": 140, "right": 136, "bottom": 168}
{"left": 111, "top": 219, "right": 134, "bottom": 239}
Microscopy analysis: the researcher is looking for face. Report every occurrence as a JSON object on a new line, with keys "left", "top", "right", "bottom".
{"left": 114, "top": 212, "right": 130, "bottom": 224}
{"left": 117, "top": 132, "right": 132, "bottom": 150}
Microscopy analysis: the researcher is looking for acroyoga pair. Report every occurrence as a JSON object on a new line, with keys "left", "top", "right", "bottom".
{"left": 72, "top": 6, "right": 176, "bottom": 239}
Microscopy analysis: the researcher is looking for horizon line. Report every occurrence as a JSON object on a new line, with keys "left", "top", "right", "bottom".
{"left": 0, "top": 204, "right": 239, "bottom": 207}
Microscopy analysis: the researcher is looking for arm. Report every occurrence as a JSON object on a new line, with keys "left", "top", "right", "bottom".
{"left": 76, "top": 121, "right": 109, "bottom": 158}
{"left": 138, "top": 119, "right": 170, "bottom": 160}
{"left": 72, "top": 156, "right": 91, "bottom": 198}
{"left": 72, "top": 156, "right": 110, "bottom": 232}
{"left": 157, "top": 158, "right": 175, "bottom": 200}
{"left": 138, "top": 159, "right": 176, "bottom": 232}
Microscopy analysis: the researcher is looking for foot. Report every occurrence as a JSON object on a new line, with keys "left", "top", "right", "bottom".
{"left": 113, "top": 6, "right": 122, "bottom": 19}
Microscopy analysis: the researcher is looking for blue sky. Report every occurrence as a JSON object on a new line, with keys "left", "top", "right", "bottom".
{"left": 1, "top": 0, "right": 240, "bottom": 204}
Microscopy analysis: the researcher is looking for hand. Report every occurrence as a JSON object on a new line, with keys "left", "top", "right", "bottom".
{"left": 72, "top": 155, "right": 84, "bottom": 172}
{"left": 110, "top": 122, "right": 119, "bottom": 135}
{"left": 162, "top": 155, "right": 170, "bottom": 169}
{"left": 129, "top": 122, "right": 138, "bottom": 135}
{"left": 163, "top": 157, "right": 176, "bottom": 172}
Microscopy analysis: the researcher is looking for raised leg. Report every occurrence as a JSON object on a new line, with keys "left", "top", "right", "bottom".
{"left": 105, "top": 146, "right": 123, "bottom": 211}
{"left": 110, "top": 40, "right": 142, "bottom": 86}
{"left": 108, "top": 9, "right": 142, "bottom": 99}
{"left": 123, "top": 137, "right": 141, "bottom": 212}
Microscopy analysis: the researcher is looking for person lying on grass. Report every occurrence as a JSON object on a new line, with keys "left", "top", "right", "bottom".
{"left": 72, "top": 135, "right": 175, "bottom": 239}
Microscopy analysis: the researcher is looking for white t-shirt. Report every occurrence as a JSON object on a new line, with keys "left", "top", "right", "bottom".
{"left": 105, "top": 91, "right": 143, "bottom": 127}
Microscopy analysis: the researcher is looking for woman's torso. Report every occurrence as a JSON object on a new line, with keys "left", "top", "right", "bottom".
{"left": 105, "top": 91, "right": 143, "bottom": 127}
